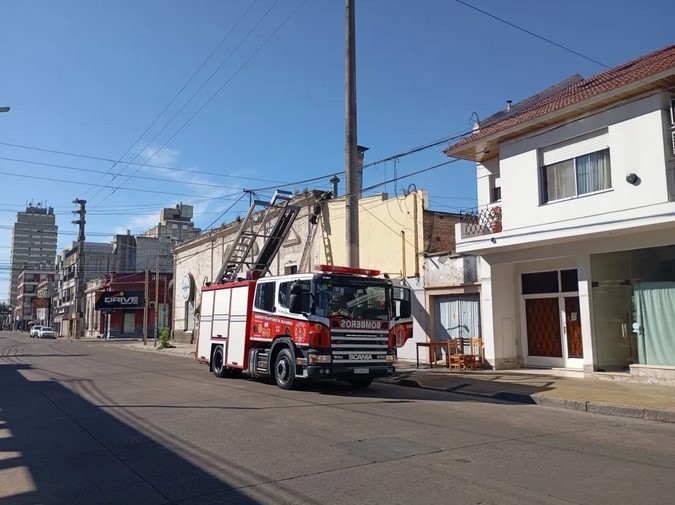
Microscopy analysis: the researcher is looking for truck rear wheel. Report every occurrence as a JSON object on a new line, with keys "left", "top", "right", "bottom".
{"left": 274, "top": 348, "right": 297, "bottom": 390}
{"left": 212, "top": 345, "right": 229, "bottom": 378}
{"left": 349, "top": 378, "right": 373, "bottom": 388}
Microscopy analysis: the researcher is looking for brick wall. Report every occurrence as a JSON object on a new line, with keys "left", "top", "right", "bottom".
{"left": 423, "top": 210, "right": 461, "bottom": 254}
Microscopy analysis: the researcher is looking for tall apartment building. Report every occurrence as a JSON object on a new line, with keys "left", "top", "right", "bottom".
{"left": 8, "top": 204, "right": 58, "bottom": 310}
{"left": 140, "top": 204, "right": 201, "bottom": 243}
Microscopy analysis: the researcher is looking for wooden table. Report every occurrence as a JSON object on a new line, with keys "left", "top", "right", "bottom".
{"left": 416, "top": 341, "right": 451, "bottom": 368}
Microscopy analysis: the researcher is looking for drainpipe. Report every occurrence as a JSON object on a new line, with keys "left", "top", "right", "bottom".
{"left": 413, "top": 192, "right": 420, "bottom": 277}
{"left": 401, "top": 231, "right": 407, "bottom": 278}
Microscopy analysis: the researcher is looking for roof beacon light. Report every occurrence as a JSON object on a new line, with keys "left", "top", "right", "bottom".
{"left": 315, "top": 264, "right": 381, "bottom": 277}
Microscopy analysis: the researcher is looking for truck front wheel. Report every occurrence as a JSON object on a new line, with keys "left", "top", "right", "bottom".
{"left": 274, "top": 348, "right": 297, "bottom": 390}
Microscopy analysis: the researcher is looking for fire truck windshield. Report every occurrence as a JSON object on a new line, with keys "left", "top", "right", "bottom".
{"left": 314, "top": 282, "right": 389, "bottom": 320}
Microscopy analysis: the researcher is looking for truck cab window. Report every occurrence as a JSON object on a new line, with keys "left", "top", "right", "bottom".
{"left": 278, "top": 280, "right": 311, "bottom": 311}
{"left": 254, "top": 282, "right": 276, "bottom": 312}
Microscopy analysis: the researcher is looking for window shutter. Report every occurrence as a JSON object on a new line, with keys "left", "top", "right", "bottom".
{"left": 541, "top": 128, "right": 609, "bottom": 166}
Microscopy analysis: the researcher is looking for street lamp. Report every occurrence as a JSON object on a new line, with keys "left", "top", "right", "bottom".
{"left": 0, "top": 107, "right": 10, "bottom": 113}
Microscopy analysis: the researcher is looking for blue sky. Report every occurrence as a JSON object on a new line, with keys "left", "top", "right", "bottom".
{"left": 0, "top": 0, "right": 672, "bottom": 301}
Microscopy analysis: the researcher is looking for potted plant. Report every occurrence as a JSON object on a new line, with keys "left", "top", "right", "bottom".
{"left": 490, "top": 205, "right": 502, "bottom": 233}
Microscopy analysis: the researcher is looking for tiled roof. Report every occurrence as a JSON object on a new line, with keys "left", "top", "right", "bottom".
{"left": 447, "top": 43, "right": 675, "bottom": 153}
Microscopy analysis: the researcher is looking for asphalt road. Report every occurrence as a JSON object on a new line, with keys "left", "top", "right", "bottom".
{"left": 1, "top": 331, "right": 674, "bottom": 505}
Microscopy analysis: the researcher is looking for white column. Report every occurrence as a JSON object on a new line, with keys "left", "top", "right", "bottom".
{"left": 577, "top": 253, "right": 597, "bottom": 374}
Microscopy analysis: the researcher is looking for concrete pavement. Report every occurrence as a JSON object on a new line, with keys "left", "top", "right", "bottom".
{"left": 103, "top": 337, "right": 675, "bottom": 423}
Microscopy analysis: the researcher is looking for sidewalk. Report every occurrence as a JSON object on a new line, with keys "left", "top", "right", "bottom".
{"left": 383, "top": 362, "right": 675, "bottom": 423}
{"left": 106, "top": 340, "right": 675, "bottom": 424}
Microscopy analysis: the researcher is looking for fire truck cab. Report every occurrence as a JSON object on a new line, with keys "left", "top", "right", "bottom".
{"left": 195, "top": 265, "right": 413, "bottom": 389}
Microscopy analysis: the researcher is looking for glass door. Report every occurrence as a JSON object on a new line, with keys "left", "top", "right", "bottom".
{"left": 522, "top": 269, "right": 583, "bottom": 369}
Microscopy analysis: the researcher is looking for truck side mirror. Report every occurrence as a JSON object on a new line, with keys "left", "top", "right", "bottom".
{"left": 398, "top": 299, "right": 412, "bottom": 319}
{"left": 289, "top": 282, "right": 304, "bottom": 314}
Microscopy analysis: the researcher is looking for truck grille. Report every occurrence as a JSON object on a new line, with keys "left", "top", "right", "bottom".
{"left": 330, "top": 331, "right": 389, "bottom": 364}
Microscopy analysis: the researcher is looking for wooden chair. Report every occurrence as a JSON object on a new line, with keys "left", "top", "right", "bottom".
{"left": 447, "top": 338, "right": 467, "bottom": 370}
{"left": 461, "top": 337, "right": 484, "bottom": 370}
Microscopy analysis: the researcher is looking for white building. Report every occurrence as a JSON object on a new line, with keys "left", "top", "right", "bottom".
{"left": 446, "top": 44, "right": 675, "bottom": 384}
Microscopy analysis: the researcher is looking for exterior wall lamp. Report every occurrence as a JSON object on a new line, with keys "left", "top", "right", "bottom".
{"left": 625, "top": 173, "right": 640, "bottom": 185}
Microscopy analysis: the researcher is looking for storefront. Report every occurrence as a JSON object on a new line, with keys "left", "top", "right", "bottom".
{"left": 481, "top": 227, "right": 675, "bottom": 383}
{"left": 95, "top": 290, "right": 145, "bottom": 338}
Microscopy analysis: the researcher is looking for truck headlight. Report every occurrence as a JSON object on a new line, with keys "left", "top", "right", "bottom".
{"left": 308, "top": 354, "right": 332, "bottom": 364}
{"left": 385, "top": 354, "right": 394, "bottom": 363}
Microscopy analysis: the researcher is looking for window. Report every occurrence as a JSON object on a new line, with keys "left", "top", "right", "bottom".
{"left": 540, "top": 148, "right": 611, "bottom": 203}
{"left": 489, "top": 174, "right": 501, "bottom": 203}
{"left": 284, "top": 265, "right": 298, "bottom": 275}
{"left": 278, "top": 280, "right": 310, "bottom": 311}
{"left": 254, "top": 282, "right": 276, "bottom": 312}
{"left": 521, "top": 269, "right": 578, "bottom": 295}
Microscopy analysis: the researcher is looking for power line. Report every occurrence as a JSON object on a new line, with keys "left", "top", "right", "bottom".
{"left": 0, "top": 141, "right": 285, "bottom": 184}
{"left": 250, "top": 129, "right": 474, "bottom": 193}
{"left": 203, "top": 192, "right": 248, "bottom": 231}
{"left": 96, "top": 0, "right": 308, "bottom": 208}
{"left": 0, "top": 156, "right": 251, "bottom": 191}
{"left": 453, "top": 0, "right": 609, "bottom": 69}
{"left": 0, "top": 169, "right": 243, "bottom": 200}
{"left": 83, "top": 0, "right": 266, "bottom": 203}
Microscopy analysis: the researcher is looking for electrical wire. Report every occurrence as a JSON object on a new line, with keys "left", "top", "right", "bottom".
{"left": 94, "top": 0, "right": 307, "bottom": 208}
{"left": 0, "top": 156, "right": 251, "bottom": 191}
{"left": 0, "top": 169, "right": 244, "bottom": 201}
{"left": 453, "top": 0, "right": 609, "bottom": 69}
{"left": 82, "top": 0, "right": 264, "bottom": 201}
{"left": 0, "top": 142, "right": 285, "bottom": 184}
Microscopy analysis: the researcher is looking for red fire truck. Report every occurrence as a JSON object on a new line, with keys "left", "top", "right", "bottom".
{"left": 194, "top": 191, "right": 413, "bottom": 389}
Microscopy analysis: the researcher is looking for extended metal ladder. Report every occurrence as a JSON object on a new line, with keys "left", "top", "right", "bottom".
{"left": 215, "top": 190, "right": 301, "bottom": 283}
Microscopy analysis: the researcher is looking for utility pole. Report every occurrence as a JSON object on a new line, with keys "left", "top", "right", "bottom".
{"left": 143, "top": 252, "right": 149, "bottom": 345}
{"left": 154, "top": 253, "right": 159, "bottom": 347}
{"left": 345, "top": 0, "right": 359, "bottom": 267}
{"left": 72, "top": 199, "right": 86, "bottom": 339}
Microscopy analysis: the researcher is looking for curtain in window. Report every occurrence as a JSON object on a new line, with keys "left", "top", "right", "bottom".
{"left": 634, "top": 282, "right": 675, "bottom": 366}
{"left": 544, "top": 159, "right": 575, "bottom": 201}
{"left": 576, "top": 149, "right": 611, "bottom": 194}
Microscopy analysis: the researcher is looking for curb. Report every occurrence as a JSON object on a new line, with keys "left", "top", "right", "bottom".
{"left": 113, "top": 344, "right": 195, "bottom": 359}
{"left": 382, "top": 377, "right": 675, "bottom": 424}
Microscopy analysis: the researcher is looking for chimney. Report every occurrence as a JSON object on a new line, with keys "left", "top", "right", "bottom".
{"left": 506, "top": 100, "right": 512, "bottom": 111}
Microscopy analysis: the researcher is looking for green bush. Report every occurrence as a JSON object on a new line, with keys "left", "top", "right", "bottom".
{"left": 158, "top": 327, "right": 173, "bottom": 349}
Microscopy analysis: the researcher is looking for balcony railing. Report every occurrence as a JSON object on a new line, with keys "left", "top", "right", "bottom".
{"left": 459, "top": 205, "right": 502, "bottom": 237}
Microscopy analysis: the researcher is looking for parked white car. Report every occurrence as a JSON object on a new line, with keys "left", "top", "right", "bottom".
{"left": 38, "top": 327, "right": 55, "bottom": 339}
{"left": 30, "top": 325, "right": 43, "bottom": 338}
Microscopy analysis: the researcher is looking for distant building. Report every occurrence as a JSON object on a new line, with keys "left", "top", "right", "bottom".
{"left": 53, "top": 241, "right": 114, "bottom": 337}
{"left": 8, "top": 204, "right": 58, "bottom": 311}
{"left": 15, "top": 268, "right": 55, "bottom": 330}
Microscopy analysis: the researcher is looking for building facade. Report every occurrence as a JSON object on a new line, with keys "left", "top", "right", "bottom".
{"left": 35, "top": 277, "right": 55, "bottom": 326}
{"left": 447, "top": 44, "right": 675, "bottom": 383}
{"left": 14, "top": 268, "right": 54, "bottom": 330}
{"left": 53, "top": 242, "right": 114, "bottom": 337}
{"left": 84, "top": 272, "right": 172, "bottom": 339}
{"left": 8, "top": 204, "right": 57, "bottom": 313}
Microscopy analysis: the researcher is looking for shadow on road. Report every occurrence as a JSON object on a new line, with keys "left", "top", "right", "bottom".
{"left": 0, "top": 362, "right": 266, "bottom": 505}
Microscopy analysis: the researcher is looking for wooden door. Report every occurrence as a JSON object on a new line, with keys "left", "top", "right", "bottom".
{"left": 565, "top": 296, "right": 583, "bottom": 358}
{"left": 525, "top": 298, "right": 562, "bottom": 357}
